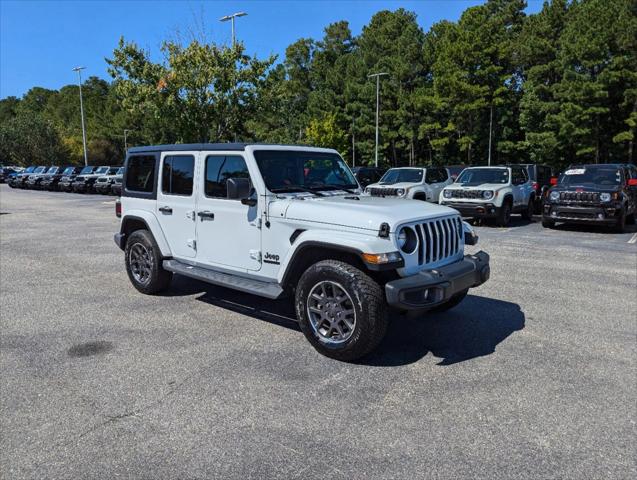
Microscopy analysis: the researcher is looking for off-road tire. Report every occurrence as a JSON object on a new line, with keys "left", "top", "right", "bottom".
{"left": 613, "top": 210, "right": 626, "bottom": 233}
{"left": 541, "top": 218, "right": 555, "bottom": 229}
{"left": 429, "top": 288, "right": 469, "bottom": 313}
{"left": 521, "top": 198, "right": 534, "bottom": 220}
{"left": 496, "top": 199, "right": 512, "bottom": 227}
{"left": 295, "top": 260, "right": 388, "bottom": 361}
{"left": 125, "top": 229, "right": 172, "bottom": 294}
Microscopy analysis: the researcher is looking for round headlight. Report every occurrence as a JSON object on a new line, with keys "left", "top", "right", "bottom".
{"left": 364, "top": 187, "right": 370, "bottom": 194}
{"left": 443, "top": 189, "right": 452, "bottom": 199}
{"left": 600, "top": 192, "right": 611, "bottom": 202}
{"left": 549, "top": 191, "right": 560, "bottom": 201}
{"left": 397, "top": 227, "right": 418, "bottom": 254}
{"left": 396, "top": 188, "right": 406, "bottom": 196}
{"left": 482, "top": 190, "right": 494, "bottom": 200}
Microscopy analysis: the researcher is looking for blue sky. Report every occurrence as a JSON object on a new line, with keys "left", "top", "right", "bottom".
{"left": 0, "top": 0, "right": 543, "bottom": 99}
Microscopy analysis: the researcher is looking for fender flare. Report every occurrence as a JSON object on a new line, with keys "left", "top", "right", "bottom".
{"left": 119, "top": 211, "right": 172, "bottom": 257}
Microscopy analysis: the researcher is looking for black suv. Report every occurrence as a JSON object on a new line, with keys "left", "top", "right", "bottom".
{"left": 351, "top": 166, "right": 385, "bottom": 188}
{"left": 542, "top": 163, "right": 637, "bottom": 232}
{"left": 25, "top": 166, "right": 63, "bottom": 189}
{"left": 8, "top": 166, "right": 35, "bottom": 187}
{"left": 40, "top": 166, "right": 83, "bottom": 191}
{"left": 59, "top": 165, "right": 96, "bottom": 192}
{"left": 15, "top": 165, "right": 47, "bottom": 188}
{"left": 72, "top": 166, "right": 118, "bottom": 193}
{"left": 520, "top": 164, "right": 553, "bottom": 213}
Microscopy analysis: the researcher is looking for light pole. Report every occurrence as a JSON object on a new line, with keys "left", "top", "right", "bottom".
{"left": 123, "top": 129, "right": 131, "bottom": 151}
{"left": 220, "top": 11, "right": 247, "bottom": 47}
{"left": 368, "top": 72, "right": 389, "bottom": 168}
{"left": 72, "top": 66, "right": 88, "bottom": 166}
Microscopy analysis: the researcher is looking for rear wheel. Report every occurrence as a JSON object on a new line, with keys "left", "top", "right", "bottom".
{"left": 295, "top": 260, "right": 388, "bottom": 361}
{"left": 125, "top": 230, "right": 172, "bottom": 294}
{"left": 521, "top": 198, "right": 534, "bottom": 220}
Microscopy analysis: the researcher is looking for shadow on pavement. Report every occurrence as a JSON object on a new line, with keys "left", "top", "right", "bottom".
{"left": 167, "top": 276, "right": 524, "bottom": 366}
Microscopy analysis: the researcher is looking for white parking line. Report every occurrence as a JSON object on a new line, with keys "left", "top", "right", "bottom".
{"left": 628, "top": 233, "right": 637, "bottom": 244}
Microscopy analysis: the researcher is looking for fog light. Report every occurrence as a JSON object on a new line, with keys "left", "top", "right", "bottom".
{"left": 597, "top": 213, "right": 604, "bottom": 219}
{"left": 551, "top": 211, "right": 557, "bottom": 217}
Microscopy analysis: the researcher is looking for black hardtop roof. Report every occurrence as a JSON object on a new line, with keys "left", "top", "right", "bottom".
{"left": 567, "top": 163, "right": 626, "bottom": 169}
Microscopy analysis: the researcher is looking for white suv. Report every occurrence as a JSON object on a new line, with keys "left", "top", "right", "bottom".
{"left": 440, "top": 166, "right": 535, "bottom": 227}
{"left": 364, "top": 166, "right": 453, "bottom": 202}
{"left": 115, "top": 144, "right": 490, "bottom": 361}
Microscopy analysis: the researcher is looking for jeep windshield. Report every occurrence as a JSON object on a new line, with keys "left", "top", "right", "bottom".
{"left": 34, "top": 166, "right": 47, "bottom": 174}
{"left": 379, "top": 168, "right": 423, "bottom": 184}
{"left": 254, "top": 150, "right": 357, "bottom": 193}
{"left": 456, "top": 168, "right": 509, "bottom": 186}
{"left": 558, "top": 166, "right": 621, "bottom": 187}
{"left": 63, "top": 167, "right": 75, "bottom": 175}
{"left": 80, "top": 167, "right": 94, "bottom": 174}
{"left": 94, "top": 167, "right": 110, "bottom": 175}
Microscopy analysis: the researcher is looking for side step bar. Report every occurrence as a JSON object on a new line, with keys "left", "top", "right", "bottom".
{"left": 162, "top": 259, "right": 284, "bottom": 299}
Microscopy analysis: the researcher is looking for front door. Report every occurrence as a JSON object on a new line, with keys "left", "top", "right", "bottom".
{"left": 156, "top": 152, "right": 198, "bottom": 259}
{"left": 195, "top": 153, "right": 262, "bottom": 272}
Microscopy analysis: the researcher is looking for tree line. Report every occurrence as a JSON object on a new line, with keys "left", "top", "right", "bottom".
{"left": 1, "top": 0, "right": 635, "bottom": 170}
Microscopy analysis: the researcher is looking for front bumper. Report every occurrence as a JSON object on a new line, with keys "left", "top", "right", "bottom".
{"left": 543, "top": 204, "right": 621, "bottom": 224}
{"left": 111, "top": 184, "right": 122, "bottom": 195}
{"left": 440, "top": 201, "right": 498, "bottom": 218}
{"left": 95, "top": 183, "right": 111, "bottom": 193}
{"left": 385, "top": 251, "right": 490, "bottom": 310}
{"left": 72, "top": 182, "right": 89, "bottom": 192}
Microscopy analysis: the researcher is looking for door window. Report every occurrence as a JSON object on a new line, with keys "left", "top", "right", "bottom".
{"left": 512, "top": 168, "right": 527, "bottom": 185}
{"left": 425, "top": 169, "right": 440, "bottom": 184}
{"left": 205, "top": 155, "right": 250, "bottom": 199}
{"left": 126, "top": 155, "right": 156, "bottom": 192}
{"left": 162, "top": 155, "right": 194, "bottom": 196}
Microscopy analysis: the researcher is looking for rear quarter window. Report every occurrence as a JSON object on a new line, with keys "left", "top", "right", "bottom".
{"left": 125, "top": 155, "right": 156, "bottom": 194}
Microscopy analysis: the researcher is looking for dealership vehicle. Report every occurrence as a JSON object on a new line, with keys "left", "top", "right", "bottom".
{"left": 14, "top": 166, "right": 46, "bottom": 188}
{"left": 364, "top": 166, "right": 453, "bottom": 203}
{"left": 8, "top": 166, "right": 36, "bottom": 188}
{"left": 0, "top": 167, "right": 19, "bottom": 183}
{"left": 440, "top": 165, "right": 534, "bottom": 227}
{"left": 351, "top": 166, "right": 385, "bottom": 188}
{"left": 446, "top": 165, "right": 467, "bottom": 181}
{"left": 58, "top": 166, "right": 96, "bottom": 192}
{"left": 114, "top": 144, "right": 490, "bottom": 361}
{"left": 111, "top": 175, "right": 123, "bottom": 196}
{"left": 95, "top": 167, "right": 124, "bottom": 194}
{"left": 72, "top": 166, "right": 119, "bottom": 193}
{"left": 40, "top": 166, "right": 83, "bottom": 191}
{"left": 542, "top": 164, "right": 637, "bottom": 232}
{"left": 519, "top": 164, "right": 553, "bottom": 213}
{"left": 25, "top": 166, "right": 64, "bottom": 189}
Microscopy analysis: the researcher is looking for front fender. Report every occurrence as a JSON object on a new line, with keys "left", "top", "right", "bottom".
{"left": 277, "top": 229, "right": 395, "bottom": 284}
{"left": 120, "top": 209, "right": 172, "bottom": 257}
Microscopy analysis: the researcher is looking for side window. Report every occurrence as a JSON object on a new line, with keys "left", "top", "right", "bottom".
{"left": 162, "top": 155, "right": 194, "bottom": 196}
{"left": 205, "top": 155, "right": 250, "bottom": 198}
{"left": 512, "top": 168, "right": 527, "bottom": 185}
{"left": 425, "top": 169, "right": 438, "bottom": 184}
{"left": 439, "top": 168, "right": 449, "bottom": 182}
{"left": 126, "top": 155, "right": 156, "bottom": 193}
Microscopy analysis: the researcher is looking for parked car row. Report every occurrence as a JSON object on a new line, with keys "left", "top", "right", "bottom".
{"left": 7, "top": 165, "right": 123, "bottom": 195}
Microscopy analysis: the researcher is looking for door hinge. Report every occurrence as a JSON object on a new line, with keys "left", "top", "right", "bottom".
{"left": 187, "top": 239, "right": 197, "bottom": 251}
{"left": 250, "top": 218, "right": 262, "bottom": 229}
{"left": 250, "top": 250, "right": 261, "bottom": 261}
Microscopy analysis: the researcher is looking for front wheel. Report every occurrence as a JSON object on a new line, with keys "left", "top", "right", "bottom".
{"left": 541, "top": 218, "right": 555, "bottom": 229}
{"left": 125, "top": 230, "right": 172, "bottom": 294}
{"left": 295, "top": 260, "right": 388, "bottom": 361}
{"left": 496, "top": 200, "right": 512, "bottom": 227}
{"left": 613, "top": 210, "right": 626, "bottom": 233}
{"left": 521, "top": 198, "right": 534, "bottom": 220}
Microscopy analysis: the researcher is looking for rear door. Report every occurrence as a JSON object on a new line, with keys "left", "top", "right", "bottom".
{"left": 155, "top": 152, "right": 198, "bottom": 259}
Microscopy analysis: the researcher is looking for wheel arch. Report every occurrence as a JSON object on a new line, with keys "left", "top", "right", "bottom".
{"left": 119, "top": 212, "right": 172, "bottom": 257}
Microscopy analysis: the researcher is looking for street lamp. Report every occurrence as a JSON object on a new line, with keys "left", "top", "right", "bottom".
{"left": 124, "top": 129, "right": 132, "bottom": 151}
{"left": 72, "top": 66, "right": 88, "bottom": 166}
{"left": 220, "top": 11, "right": 247, "bottom": 47}
{"left": 368, "top": 72, "right": 389, "bottom": 168}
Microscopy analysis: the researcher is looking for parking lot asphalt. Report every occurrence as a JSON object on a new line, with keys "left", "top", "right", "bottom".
{"left": 1, "top": 184, "right": 636, "bottom": 479}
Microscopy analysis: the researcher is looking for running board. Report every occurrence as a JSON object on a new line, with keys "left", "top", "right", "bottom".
{"left": 162, "top": 259, "right": 284, "bottom": 299}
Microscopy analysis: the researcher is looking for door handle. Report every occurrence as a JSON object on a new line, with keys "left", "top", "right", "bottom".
{"left": 197, "top": 211, "right": 214, "bottom": 221}
{"left": 159, "top": 206, "right": 173, "bottom": 215}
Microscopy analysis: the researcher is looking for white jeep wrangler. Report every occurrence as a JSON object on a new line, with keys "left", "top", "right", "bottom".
{"left": 440, "top": 165, "right": 535, "bottom": 227}
{"left": 114, "top": 144, "right": 490, "bottom": 361}
{"left": 364, "top": 166, "right": 453, "bottom": 203}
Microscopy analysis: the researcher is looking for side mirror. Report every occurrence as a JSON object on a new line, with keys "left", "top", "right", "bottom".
{"left": 550, "top": 177, "right": 558, "bottom": 186}
{"left": 627, "top": 178, "right": 637, "bottom": 187}
{"left": 227, "top": 177, "right": 256, "bottom": 206}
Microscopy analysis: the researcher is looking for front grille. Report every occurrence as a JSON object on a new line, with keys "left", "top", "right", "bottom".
{"left": 75, "top": 176, "right": 85, "bottom": 182}
{"left": 411, "top": 216, "right": 463, "bottom": 266}
{"left": 559, "top": 191, "right": 599, "bottom": 203}
{"left": 449, "top": 189, "right": 483, "bottom": 199}
{"left": 96, "top": 177, "right": 108, "bottom": 183}
{"left": 113, "top": 178, "right": 122, "bottom": 184}
{"left": 368, "top": 187, "right": 400, "bottom": 196}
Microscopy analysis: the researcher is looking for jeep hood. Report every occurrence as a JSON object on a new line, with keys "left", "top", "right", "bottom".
{"left": 367, "top": 182, "right": 420, "bottom": 189}
{"left": 276, "top": 195, "right": 458, "bottom": 232}
{"left": 446, "top": 182, "right": 508, "bottom": 190}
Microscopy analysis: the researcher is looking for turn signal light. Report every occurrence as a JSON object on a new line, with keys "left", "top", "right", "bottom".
{"left": 115, "top": 199, "right": 122, "bottom": 218}
{"left": 550, "top": 177, "right": 558, "bottom": 186}
{"left": 362, "top": 252, "right": 402, "bottom": 265}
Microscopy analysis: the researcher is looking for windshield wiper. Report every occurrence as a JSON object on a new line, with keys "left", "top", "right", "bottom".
{"left": 270, "top": 185, "right": 325, "bottom": 196}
